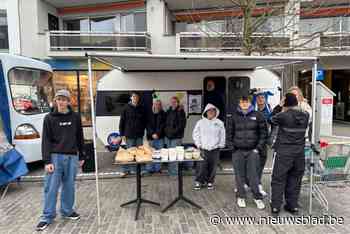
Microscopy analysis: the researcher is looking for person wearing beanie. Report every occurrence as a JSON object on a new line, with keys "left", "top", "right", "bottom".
{"left": 270, "top": 92, "right": 309, "bottom": 217}
{"left": 229, "top": 95, "right": 267, "bottom": 210}
{"left": 36, "top": 90, "right": 85, "bottom": 231}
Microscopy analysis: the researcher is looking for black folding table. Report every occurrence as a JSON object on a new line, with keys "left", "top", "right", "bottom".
{"left": 161, "top": 159, "right": 203, "bottom": 213}
{"left": 115, "top": 158, "right": 203, "bottom": 220}
{"left": 115, "top": 161, "right": 160, "bottom": 221}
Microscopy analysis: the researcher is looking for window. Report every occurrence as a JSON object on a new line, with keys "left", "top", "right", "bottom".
{"left": 96, "top": 91, "right": 131, "bottom": 116}
{"left": 0, "top": 10, "right": 8, "bottom": 50}
{"left": 64, "top": 18, "right": 89, "bottom": 31}
{"left": 78, "top": 71, "right": 107, "bottom": 126}
{"left": 300, "top": 17, "right": 341, "bottom": 35}
{"left": 175, "top": 19, "right": 243, "bottom": 33}
{"left": 63, "top": 12, "right": 147, "bottom": 33}
{"left": 256, "top": 16, "right": 284, "bottom": 34}
{"left": 48, "top": 13, "right": 59, "bottom": 31}
{"left": 9, "top": 68, "right": 54, "bottom": 115}
{"left": 90, "top": 16, "right": 115, "bottom": 32}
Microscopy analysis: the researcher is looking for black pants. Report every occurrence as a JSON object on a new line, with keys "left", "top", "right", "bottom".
{"left": 195, "top": 149, "right": 220, "bottom": 184}
{"left": 232, "top": 149, "right": 262, "bottom": 200}
{"left": 271, "top": 146, "right": 305, "bottom": 209}
{"left": 258, "top": 145, "right": 268, "bottom": 183}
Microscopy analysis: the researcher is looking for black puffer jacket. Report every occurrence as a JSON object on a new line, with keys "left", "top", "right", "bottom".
{"left": 229, "top": 106, "right": 267, "bottom": 151}
{"left": 146, "top": 110, "right": 166, "bottom": 140}
{"left": 271, "top": 108, "right": 309, "bottom": 149}
{"left": 164, "top": 106, "right": 187, "bottom": 139}
{"left": 119, "top": 103, "right": 146, "bottom": 138}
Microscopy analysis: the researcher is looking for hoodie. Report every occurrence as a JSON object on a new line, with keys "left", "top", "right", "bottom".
{"left": 41, "top": 107, "right": 85, "bottom": 164}
{"left": 271, "top": 108, "right": 309, "bottom": 149}
{"left": 119, "top": 102, "right": 146, "bottom": 138}
{"left": 193, "top": 104, "right": 226, "bottom": 151}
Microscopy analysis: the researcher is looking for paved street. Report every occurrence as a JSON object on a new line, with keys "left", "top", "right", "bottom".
{"left": 1, "top": 174, "right": 350, "bottom": 234}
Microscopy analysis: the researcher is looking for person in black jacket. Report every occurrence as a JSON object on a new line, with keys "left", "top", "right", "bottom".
{"left": 270, "top": 93, "right": 309, "bottom": 216}
{"left": 119, "top": 92, "right": 146, "bottom": 176}
{"left": 36, "top": 90, "right": 85, "bottom": 231}
{"left": 164, "top": 96, "right": 187, "bottom": 176}
{"left": 230, "top": 96, "right": 267, "bottom": 210}
{"left": 146, "top": 99, "right": 166, "bottom": 173}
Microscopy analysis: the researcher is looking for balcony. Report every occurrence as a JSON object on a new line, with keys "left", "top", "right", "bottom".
{"left": 46, "top": 31, "right": 151, "bottom": 57}
{"left": 178, "top": 32, "right": 290, "bottom": 54}
{"left": 320, "top": 32, "right": 350, "bottom": 51}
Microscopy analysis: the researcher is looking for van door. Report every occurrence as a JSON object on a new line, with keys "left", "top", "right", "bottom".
{"left": 203, "top": 77, "right": 226, "bottom": 121}
{"left": 227, "top": 77, "right": 250, "bottom": 111}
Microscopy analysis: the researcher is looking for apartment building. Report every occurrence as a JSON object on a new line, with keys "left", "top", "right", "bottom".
{"left": 2, "top": 0, "right": 350, "bottom": 122}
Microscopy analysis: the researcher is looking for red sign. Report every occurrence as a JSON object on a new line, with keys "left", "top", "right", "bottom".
{"left": 322, "top": 98, "right": 333, "bottom": 105}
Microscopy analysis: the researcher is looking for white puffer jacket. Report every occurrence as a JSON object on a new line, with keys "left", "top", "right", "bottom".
{"left": 192, "top": 103, "right": 226, "bottom": 151}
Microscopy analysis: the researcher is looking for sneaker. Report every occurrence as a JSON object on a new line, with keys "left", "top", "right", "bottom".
{"left": 237, "top": 198, "right": 246, "bottom": 208}
{"left": 207, "top": 183, "right": 214, "bottom": 190}
{"left": 244, "top": 184, "right": 250, "bottom": 191}
{"left": 271, "top": 207, "right": 280, "bottom": 217}
{"left": 119, "top": 172, "right": 128, "bottom": 178}
{"left": 194, "top": 182, "right": 201, "bottom": 190}
{"left": 36, "top": 221, "right": 49, "bottom": 231}
{"left": 254, "top": 199, "right": 266, "bottom": 210}
{"left": 64, "top": 212, "right": 80, "bottom": 220}
{"left": 258, "top": 184, "right": 268, "bottom": 197}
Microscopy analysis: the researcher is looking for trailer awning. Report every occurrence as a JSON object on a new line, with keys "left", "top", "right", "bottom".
{"left": 85, "top": 53, "right": 317, "bottom": 72}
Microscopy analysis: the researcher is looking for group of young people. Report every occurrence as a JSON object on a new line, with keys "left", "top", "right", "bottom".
{"left": 118, "top": 92, "right": 188, "bottom": 177}
{"left": 36, "top": 85, "right": 311, "bottom": 231}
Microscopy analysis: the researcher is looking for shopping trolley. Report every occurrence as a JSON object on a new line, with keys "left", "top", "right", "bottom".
{"left": 304, "top": 141, "right": 350, "bottom": 214}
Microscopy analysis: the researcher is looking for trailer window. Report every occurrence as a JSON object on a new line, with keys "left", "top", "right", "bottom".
{"left": 96, "top": 91, "right": 131, "bottom": 116}
{"left": 9, "top": 68, "right": 54, "bottom": 115}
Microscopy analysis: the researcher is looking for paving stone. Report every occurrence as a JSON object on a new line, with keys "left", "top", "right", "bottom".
{"left": 1, "top": 173, "right": 350, "bottom": 234}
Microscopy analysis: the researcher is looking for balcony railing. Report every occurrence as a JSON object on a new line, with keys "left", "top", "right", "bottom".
{"left": 320, "top": 32, "right": 350, "bottom": 51}
{"left": 178, "top": 32, "right": 290, "bottom": 53}
{"left": 47, "top": 31, "right": 151, "bottom": 53}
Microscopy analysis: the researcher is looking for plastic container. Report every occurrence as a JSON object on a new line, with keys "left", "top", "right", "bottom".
{"left": 161, "top": 148, "right": 169, "bottom": 161}
{"left": 169, "top": 148, "right": 177, "bottom": 161}
{"left": 177, "top": 149, "right": 185, "bottom": 161}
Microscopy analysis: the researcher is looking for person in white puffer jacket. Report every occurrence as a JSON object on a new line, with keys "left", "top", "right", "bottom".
{"left": 192, "top": 103, "right": 225, "bottom": 190}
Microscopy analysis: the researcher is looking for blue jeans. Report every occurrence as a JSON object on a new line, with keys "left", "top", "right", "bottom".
{"left": 121, "top": 137, "right": 143, "bottom": 173}
{"left": 40, "top": 154, "right": 78, "bottom": 224}
{"left": 165, "top": 138, "right": 182, "bottom": 176}
{"left": 145, "top": 139, "right": 164, "bottom": 173}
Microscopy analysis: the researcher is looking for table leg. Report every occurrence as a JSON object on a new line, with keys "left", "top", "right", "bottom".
{"left": 162, "top": 162, "right": 202, "bottom": 213}
{"left": 120, "top": 164, "right": 160, "bottom": 220}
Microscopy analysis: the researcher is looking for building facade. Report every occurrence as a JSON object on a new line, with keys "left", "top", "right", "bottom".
{"left": 2, "top": 0, "right": 350, "bottom": 122}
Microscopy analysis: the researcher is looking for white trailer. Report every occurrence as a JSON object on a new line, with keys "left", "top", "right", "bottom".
{"left": 85, "top": 53, "right": 319, "bottom": 224}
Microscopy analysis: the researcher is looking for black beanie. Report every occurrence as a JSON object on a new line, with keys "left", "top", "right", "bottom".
{"left": 284, "top": 93, "right": 298, "bottom": 107}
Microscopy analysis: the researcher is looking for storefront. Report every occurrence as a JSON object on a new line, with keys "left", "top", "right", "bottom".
{"left": 45, "top": 59, "right": 111, "bottom": 127}
{"left": 298, "top": 69, "right": 350, "bottom": 122}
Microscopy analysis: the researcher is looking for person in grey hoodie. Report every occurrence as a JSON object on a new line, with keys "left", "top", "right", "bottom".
{"left": 193, "top": 103, "right": 225, "bottom": 190}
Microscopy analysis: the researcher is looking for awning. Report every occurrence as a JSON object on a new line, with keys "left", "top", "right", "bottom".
{"left": 85, "top": 52, "right": 317, "bottom": 72}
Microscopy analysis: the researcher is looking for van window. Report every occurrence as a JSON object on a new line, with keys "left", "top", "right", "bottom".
{"left": 8, "top": 68, "right": 54, "bottom": 115}
{"left": 96, "top": 91, "right": 131, "bottom": 116}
